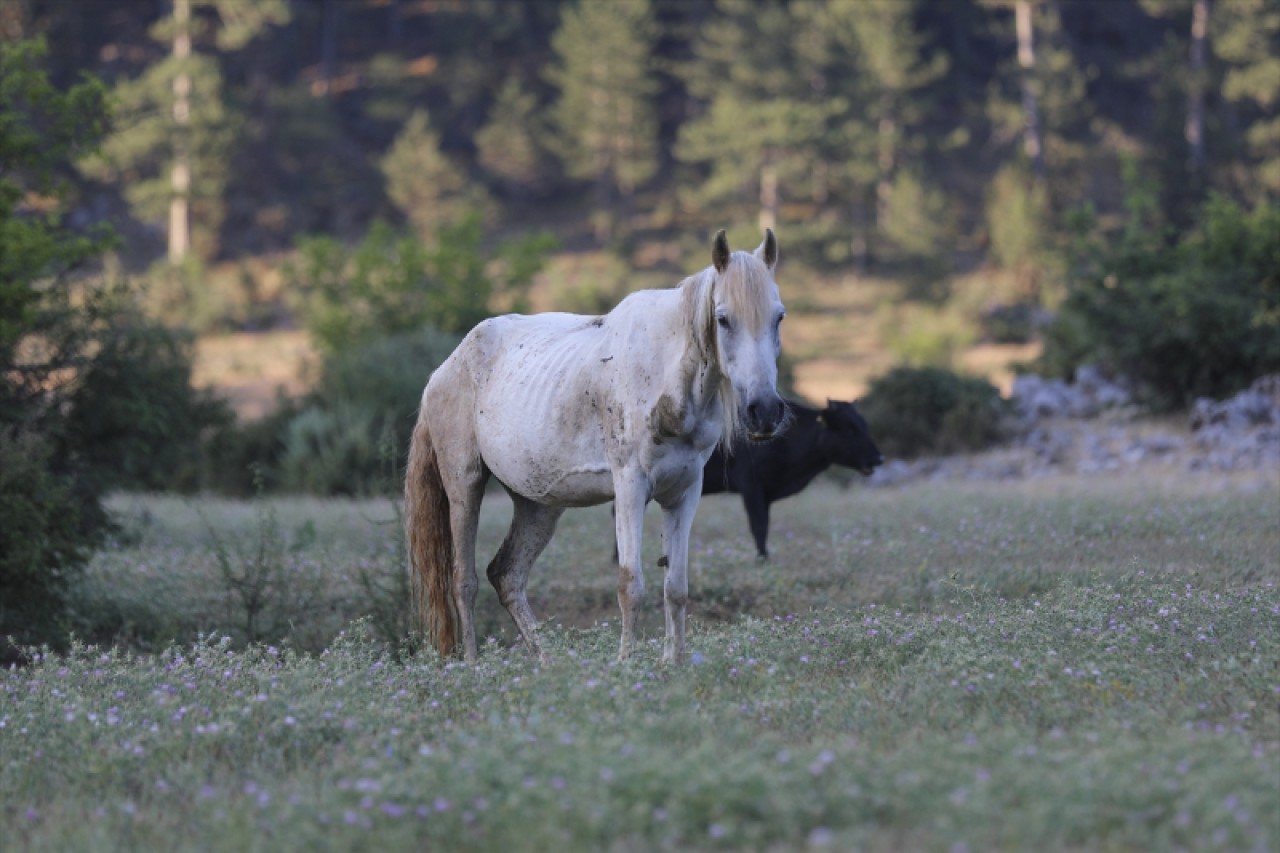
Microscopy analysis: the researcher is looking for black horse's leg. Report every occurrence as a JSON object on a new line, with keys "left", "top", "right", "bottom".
{"left": 740, "top": 489, "right": 771, "bottom": 560}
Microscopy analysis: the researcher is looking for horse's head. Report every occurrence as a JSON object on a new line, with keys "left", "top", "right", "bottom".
{"left": 707, "top": 229, "right": 789, "bottom": 444}
{"left": 818, "top": 399, "right": 884, "bottom": 475}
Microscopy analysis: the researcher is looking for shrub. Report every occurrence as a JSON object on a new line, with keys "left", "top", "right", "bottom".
{"left": 986, "top": 164, "right": 1059, "bottom": 302}
{"left": 199, "top": 397, "right": 302, "bottom": 496}
{"left": 309, "top": 325, "right": 459, "bottom": 447}
{"left": 287, "top": 215, "right": 555, "bottom": 351}
{"left": 0, "top": 429, "right": 97, "bottom": 652}
{"left": 61, "top": 318, "right": 234, "bottom": 493}
{"left": 860, "top": 366, "right": 1009, "bottom": 460}
{"left": 278, "top": 326, "right": 460, "bottom": 495}
{"left": 1038, "top": 195, "right": 1280, "bottom": 409}
{"left": 279, "top": 404, "right": 387, "bottom": 496}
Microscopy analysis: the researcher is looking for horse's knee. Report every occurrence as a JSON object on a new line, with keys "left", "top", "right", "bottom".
{"left": 617, "top": 563, "right": 645, "bottom": 603}
{"left": 453, "top": 573, "right": 478, "bottom": 604}
{"left": 664, "top": 580, "right": 689, "bottom": 610}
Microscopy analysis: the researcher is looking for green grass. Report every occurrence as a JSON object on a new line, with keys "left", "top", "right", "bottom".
{"left": 3, "top": 472, "right": 1277, "bottom": 850}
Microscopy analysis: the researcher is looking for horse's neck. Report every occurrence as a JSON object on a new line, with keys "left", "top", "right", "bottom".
{"left": 669, "top": 314, "right": 724, "bottom": 420}
{"left": 626, "top": 289, "right": 725, "bottom": 439}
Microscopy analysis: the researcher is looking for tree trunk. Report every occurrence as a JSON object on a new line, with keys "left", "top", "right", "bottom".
{"left": 1186, "top": 0, "right": 1209, "bottom": 180}
{"left": 388, "top": 0, "right": 402, "bottom": 48}
{"left": 1015, "top": 0, "right": 1045, "bottom": 180}
{"left": 758, "top": 157, "right": 777, "bottom": 233}
{"left": 876, "top": 91, "right": 896, "bottom": 238}
{"left": 319, "top": 0, "right": 339, "bottom": 96}
{"left": 168, "top": 0, "right": 191, "bottom": 264}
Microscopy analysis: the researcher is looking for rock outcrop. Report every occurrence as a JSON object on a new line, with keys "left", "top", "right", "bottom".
{"left": 869, "top": 370, "right": 1280, "bottom": 487}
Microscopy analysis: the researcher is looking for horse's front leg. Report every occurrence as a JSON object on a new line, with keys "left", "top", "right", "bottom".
{"left": 660, "top": 479, "right": 702, "bottom": 665}
{"left": 613, "top": 475, "right": 648, "bottom": 661}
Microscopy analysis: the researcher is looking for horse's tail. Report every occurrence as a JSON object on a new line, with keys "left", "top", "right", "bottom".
{"left": 405, "top": 406, "right": 458, "bottom": 658}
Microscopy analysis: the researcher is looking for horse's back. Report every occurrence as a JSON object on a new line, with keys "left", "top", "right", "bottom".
{"left": 440, "top": 311, "right": 618, "bottom": 504}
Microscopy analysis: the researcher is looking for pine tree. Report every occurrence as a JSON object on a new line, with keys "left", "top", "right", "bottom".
{"left": 822, "top": 0, "right": 949, "bottom": 265}
{"left": 476, "top": 76, "right": 555, "bottom": 200}
{"left": 1216, "top": 0, "right": 1280, "bottom": 196}
{"left": 676, "top": 0, "right": 836, "bottom": 238}
{"left": 382, "top": 108, "right": 492, "bottom": 241}
{"left": 79, "top": 0, "right": 287, "bottom": 263}
{"left": 547, "top": 0, "right": 659, "bottom": 242}
{"left": 983, "top": 0, "right": 1090, "bottom": 199}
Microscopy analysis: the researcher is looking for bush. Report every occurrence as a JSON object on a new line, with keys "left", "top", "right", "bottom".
{"left": 860, "top": 366, "right": 1009, "bottom": 460}
{"left": 288, "top": 215, "right": 555, "bottom": 351}
{"left": 0, "top": 429, "right": 97, "bottom": 652}
{"left": 199, "top": 397, "right": 302, "bottom": 496}
{"left": 286, "top": 326, "right": 461, "bottom": 495}
{"left": 279, "top": 404, "right": 387, "bottom": 496}
{"left": 1038, "top": 195, "right": 1280, "bottom": 409}
{"left": 61, "top": 318, "right": 234, "bottom": 493}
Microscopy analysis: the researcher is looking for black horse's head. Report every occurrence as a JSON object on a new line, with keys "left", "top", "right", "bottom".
{"left": 817, "top": 399, "right": 883, "bottom": 475}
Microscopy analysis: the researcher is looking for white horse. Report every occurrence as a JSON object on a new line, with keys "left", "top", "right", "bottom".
{"left": 405, "top": 229, "right": 788, "bottom": 664}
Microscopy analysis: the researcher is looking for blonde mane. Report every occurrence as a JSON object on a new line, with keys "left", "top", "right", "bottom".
{"left": 679, "top": 250, "right": 776, "bottom": 448}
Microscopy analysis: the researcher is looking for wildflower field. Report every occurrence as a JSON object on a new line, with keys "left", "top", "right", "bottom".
{"left": 3, "top": 472, "right": 1278, "bottom": 851}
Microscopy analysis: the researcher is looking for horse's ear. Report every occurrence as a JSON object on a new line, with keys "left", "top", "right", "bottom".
{"left": 712, "top": 229, "right": 730, "bottom": 273}
{"left": 755, "top": 228, "right": 778, "bottom": 271}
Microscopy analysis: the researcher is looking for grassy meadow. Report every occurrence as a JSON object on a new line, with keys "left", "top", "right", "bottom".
{"left": 3, "top": 470, "right": 1278, "bottom": 851}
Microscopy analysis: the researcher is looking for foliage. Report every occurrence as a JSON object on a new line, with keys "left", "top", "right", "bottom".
{"left": 985, "top": 163, "right": 1058, "bottom": 299}
{"left": 78, "top": 0, "right": 289, "bottom": 261}
{"left": 1216, "top": 0, "right": 1280, "bottom": 196}
{"left": 0, "top": 429, "right": 93, "bottom": 653}
{"left": 204, "top": 479, "right": 323, "bottom": 644}
{"left": 278, "top": 404, "right": 387, "bottom": 497}
{"left": 0, "top": 37, "right": 112, "bottom": 415}
{"left": 476, "top": 75, "right": 556, "bottom": 198}
{"left": 381, "top": 108, "right": 493, "bottom": 239}
{"left": 860, "top": 365, "right": 1009, "bottom": 459}
{"left": 1, "top": 40, "right": 233, "bottom": 645}
{"left": 197, "top": 396, "right": 301, "bottom": 497}
{"left": 878, "top": 301, "right": 978, "bottom": 369}
{"left": 1038, "top": 193, "right": 1280, "bottom": 408}
{"left": 289, "top": 216, "right": 555, "bottom": 351}
{"left": 547, "top": 0, "right": 659, "bottom": 240}
{"left": 12, "top": 0, "right": 1278, "bottom": 281}
{"left": 0, "top": 40, "right": 114, "bottom": 648}
{"left": 60, "top": 316, "right": 233, "bottom": 494}
{"left": 309, "top": 325, "right": 458, "bottom": 445}
{"left": 676, "top": 0, "right": 836, "bottom": 239}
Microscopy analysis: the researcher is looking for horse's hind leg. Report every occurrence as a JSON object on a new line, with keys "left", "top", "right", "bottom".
{"left": 446, "top": 476, "right": 487, "bottom": 663}
{"left": 424, "top": 357, "right": 490, "bottom": 664}
{"left": 486, "top": 493, "right": 563, "bottom": 660}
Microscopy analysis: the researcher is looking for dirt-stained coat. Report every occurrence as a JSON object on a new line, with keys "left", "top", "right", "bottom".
{"left": 405, "top": 230, "right": 787, "bottom": 665}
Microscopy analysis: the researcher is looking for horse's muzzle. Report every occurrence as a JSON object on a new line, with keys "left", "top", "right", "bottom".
{"left": 744, "top": 396, "right": 792, "bottom": 443}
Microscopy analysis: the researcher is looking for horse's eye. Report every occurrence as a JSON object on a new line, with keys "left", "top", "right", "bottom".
{"left": 717, "top": 315, "right": 731, "bottom": 330}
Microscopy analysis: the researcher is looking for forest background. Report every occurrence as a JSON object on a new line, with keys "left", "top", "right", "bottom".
{"left": 2, "top": 0, "right": 1277, "bottom": 647}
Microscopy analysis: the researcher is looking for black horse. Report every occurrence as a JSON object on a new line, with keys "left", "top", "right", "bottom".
{"left": 704, "top": 399, "right": 882, "bottom": 558}
{"left": 612, "top": 399, "right": 883, "bottom": 560}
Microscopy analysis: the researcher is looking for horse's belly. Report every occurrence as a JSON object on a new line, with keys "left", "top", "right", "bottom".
{"left": 484, "top": 448, "right": 614, "bottom": 506}
{"left": 530, "top": 469, "right": 615, "bottom": 507}
{"left": 475, "top": 406, "right": 614, "bottom": 506}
